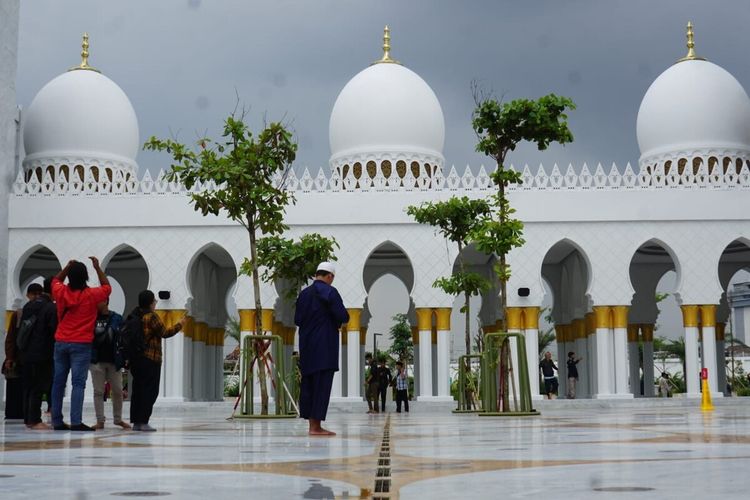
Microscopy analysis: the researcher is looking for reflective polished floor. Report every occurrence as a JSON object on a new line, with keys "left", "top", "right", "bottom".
{"left": 2, "top": 399, "right": 750, "bottom": 499}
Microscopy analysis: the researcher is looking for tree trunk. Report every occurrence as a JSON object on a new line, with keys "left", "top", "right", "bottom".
{"left": 248, "top": 221, "right": 270, "bottom": 415}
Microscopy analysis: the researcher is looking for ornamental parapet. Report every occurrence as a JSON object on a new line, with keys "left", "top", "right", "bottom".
{"left": 11, "top": 160, "right": 750, "bottom": 197}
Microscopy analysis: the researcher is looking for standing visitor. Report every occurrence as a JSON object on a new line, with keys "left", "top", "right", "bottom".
{"left": 19, "top": 283, "right": 57, "bottom": 429}
{"left": 364, "top": 352, "right": 374, "bottom": 413}
{"left": 659, "top": 372, "right": 671, "bottom": 398}
{"left": 539, "top": 351, "right": 558, "bottom": 399}
{"left": 3, "top": 300, "right": 25, "bottom": 420}
{"left": 394, "top": 361, "right": 409, "bottom": 413}
{"left": 365, "top": 353, "right": 380, "bottom": 414}
{"left": 295, "top": 262, "right": 349, "bottom": 436}
{"left": 566, "top": 351, "right": 582, "bottom": 399}
{"left": 51, "top": 258, "right": 111, "bottom": 431}
{"left": 129, "top": 290, "right": 185, "bottom": 432}
{"left": 377, "top": 358, "right": 392, "bottom": 412}
{"left": 90, "top": 300, "right": 129, "bottom": 429}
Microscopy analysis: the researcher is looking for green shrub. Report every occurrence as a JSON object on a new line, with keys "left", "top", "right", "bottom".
{"left": 736, "top": 387, "right": 750, "bottom": 397}
{"left": 224, "top": 374, "right": 240, "bottom": 397}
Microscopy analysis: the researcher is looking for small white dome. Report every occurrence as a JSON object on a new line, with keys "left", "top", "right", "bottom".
{"left": 23, "top": 69, "right": 139, "bottom": 164}
{"left": 637, "top": 59, "right": 750, "bottom": 161}
{"left": 329, "top": 62, "right": 445, "bottom": 166}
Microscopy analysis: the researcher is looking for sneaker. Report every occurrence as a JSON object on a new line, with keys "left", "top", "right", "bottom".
{"left": 138, "top": 424, "right": 157, "bottom": 432}
{"left": 114, "top": 421, "right": 132, "bottom": 430}
{"left": 94, "top": 422, "right": 105, "bottom": 430}
{"left": 53, "top": 423, "right": 70, "bottom": 431}
{"left": 70, "top": 423, "right": 95, "bottom": 431}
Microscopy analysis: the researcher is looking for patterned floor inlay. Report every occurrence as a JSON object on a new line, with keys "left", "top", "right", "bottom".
{"left": 2, "top": 401, "right": 750, "bottom": 498}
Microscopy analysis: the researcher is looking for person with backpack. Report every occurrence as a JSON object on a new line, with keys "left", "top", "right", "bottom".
{"left": 51, "top": 257, "right": 111, "bottom": 431}
{"left": 128, "top": 290, "right": 185, "bottom": 432}
{"left": 18, "top": 282, "right": 57, "bottom": 429}
{"left": 90, "top": 300, "right": 129, "bottom": 429}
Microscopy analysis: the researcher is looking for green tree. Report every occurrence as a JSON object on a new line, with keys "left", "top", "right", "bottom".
{"left": 407, "top": 196, "right": 492, "bottom": 355}
{"left": 388, "top": 313, "right": 414, "bottom": 364}
{"left": 256, "top": 233, "right": 339, "bottom": 299}
{"left": 144, "top": 111, "right": 297, "bottom": 415}
{"left": 471, "top": 90, "right": 575, "bottom": 410}
{"left": 537, "top": 307, "right": 556, "bottom": 355}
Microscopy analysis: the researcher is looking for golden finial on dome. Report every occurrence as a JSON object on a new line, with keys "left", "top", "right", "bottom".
{"left": 677, "top": 21, "right": 706, "bottom": 63}
{"left": 373, "top": 25, "right": 401, "bottom": 65}
{"left": 69, "top": 32, "right": 101, "bottom": 72}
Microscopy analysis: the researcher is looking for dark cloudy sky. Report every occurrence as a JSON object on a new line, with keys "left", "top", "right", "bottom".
{"left": 15, "top": 0, "right": 750, "bottom": 173}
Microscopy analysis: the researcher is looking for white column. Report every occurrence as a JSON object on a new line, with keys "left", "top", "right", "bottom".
{"left": 588, "top": 332, "right": 597, "bottom": 396}
{"left": 417, "top": 330, "right": 433, "bottom": 400}
{"left": 183, "top": 331, "right": 194, "bottom": 400}
{"left": 716, "top": 329, "right": 727, "bottom": 396}
{"left": 575, "top": 336, "right": 588, "bottom": 398}
{"left": 216, "top": 344, "right": 224, "bottom": 400}
{"left": 642, "top": 340, "right": 655, "bottom": 396}
{"left": 508, "top": 333, "right": 522, "bottom": 401}
{"left": 436, "top": 329, "right": 451, "bottom": 398}
{"left": 331, "top": 332, "right": 342, "bottom": 398}
{"left": 613, "top": 325, "right": 632, "bottom": 398}
{"left": 525, "top": 326, "right": 541, "bottom": 400}
{"left": 684, "top": 328, "right": 700, "bottom": 398}
{"left": 556, "top": 328, "right": 567, "bottom": 386}
{"left": 701, "top": 325, "right": 722, "bottom": 397}
{"left": 347, "top": 330, "right": 360, "bottom": 398}
{"left": 628, "top": 340, "right": 640, "bottom": 398}
{"left": 165, "top": 332, "right": 187, "bottom": 401}
{"left": 594, "top": 327, "right": 612, "bottom": 398}
{"left": 192, "top": 335, "right": 205, "bottom": 401}
{"left": 203, "top": 334, "right": 216, "bottom": 401}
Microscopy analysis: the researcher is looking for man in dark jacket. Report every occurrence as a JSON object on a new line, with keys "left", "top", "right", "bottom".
{"left": 19, "top": 282, "right": 57, "bottom": 429}
{"left": 295, "top": 262, "right": 349, "bottom": 436}
{"left": 377, "top": 359, "right": 392, "bottom": 412}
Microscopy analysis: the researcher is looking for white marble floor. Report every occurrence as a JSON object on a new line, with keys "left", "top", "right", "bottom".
{"left": 2, "top": 399, "right": 750, "bottom": 499}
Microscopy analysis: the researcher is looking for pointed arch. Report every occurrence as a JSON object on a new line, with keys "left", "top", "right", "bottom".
{"left": 13, "top": 245, "right": 62, "bottom": 300}
{"left": 103, "top": 244, "right": 150, "bottom": 316}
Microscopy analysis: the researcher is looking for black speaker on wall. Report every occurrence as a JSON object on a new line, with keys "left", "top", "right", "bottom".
{"left": 158, "top": 290, "right": 171, "bottom": 300}
{"left": 517, "top": 287, "right": 530, "bottom": 297}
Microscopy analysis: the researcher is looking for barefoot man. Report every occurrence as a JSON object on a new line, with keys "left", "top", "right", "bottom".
{"left": 295, "top": 262, "right": 349, "bottom": 436}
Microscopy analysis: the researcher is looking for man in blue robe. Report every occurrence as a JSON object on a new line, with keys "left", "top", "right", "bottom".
{"left": 295, "top": 262, "right": 349, "bottom": 436}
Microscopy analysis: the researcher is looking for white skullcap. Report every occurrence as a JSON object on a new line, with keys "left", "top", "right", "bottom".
{"left": 316, "top": 261, "right": 336, "bottom": 275}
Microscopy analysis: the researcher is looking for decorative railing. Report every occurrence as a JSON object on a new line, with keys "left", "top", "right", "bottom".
{"left": 12, "top": 161, "right": 750, "bottom": 197}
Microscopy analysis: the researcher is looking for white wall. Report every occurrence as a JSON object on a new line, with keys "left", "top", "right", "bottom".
{"left": 0, "top": 1, "right": 20, "bottom": 405}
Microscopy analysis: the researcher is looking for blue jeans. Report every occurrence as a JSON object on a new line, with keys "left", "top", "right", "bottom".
{"left": 52, "top": 342, "right": 92, "bottom": 426}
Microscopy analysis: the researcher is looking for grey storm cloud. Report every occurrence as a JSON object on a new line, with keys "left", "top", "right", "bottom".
{"left": 15, "top": 0, "right": 750, "bottom": 174}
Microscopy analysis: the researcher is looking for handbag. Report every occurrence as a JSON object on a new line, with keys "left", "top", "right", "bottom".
{"left": 2, "top": 360, "right": 21, "bottom": 379}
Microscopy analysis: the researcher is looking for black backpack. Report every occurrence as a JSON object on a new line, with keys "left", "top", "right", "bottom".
{"left": 15, "top": 315, "right": 38, "bottom": 351}
{"left": 115, "top": 309, "right": 145, "bottom": 367}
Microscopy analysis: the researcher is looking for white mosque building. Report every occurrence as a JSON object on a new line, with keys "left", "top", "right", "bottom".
{"left": 3, "top": 17, "right": 750, "bottom": 406}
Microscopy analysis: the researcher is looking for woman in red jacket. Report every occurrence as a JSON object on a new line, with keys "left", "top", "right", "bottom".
{"left": 50, "top": 257, "right": 111, "bottom": 431}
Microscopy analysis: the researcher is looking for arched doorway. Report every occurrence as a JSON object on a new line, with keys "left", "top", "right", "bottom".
{"left": 719, "top": 239, "right": 750, "bottom": 395}
{"left": 629, "top": 239, "right": 680, "bottom": 397}
{"left": 187, "top": 244, "right": 237, "bottom": 401}
{"left": 541, "top": 240, "right": 590, "bottom": 398}
{"left": 16, "top": 246, "right": 62, "bottom": 304}
{"left": 361, "top": 242, "right": 415, "bottom": 396}
{"left": 450, "top": 244, "right": 496, "bottom": 359}
{"left": 103, "top": 245, "right": 149, "bottom": 317}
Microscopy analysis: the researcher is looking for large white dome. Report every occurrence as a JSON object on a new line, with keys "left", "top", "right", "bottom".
{"left": 636, "top": 59, "right": 750, "bottom": 162}
{"left": 23, "top": 68, "right": 139, "bottom": 164}
{"left": 329, "top": 62, "right": 445, "bottom": 166}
